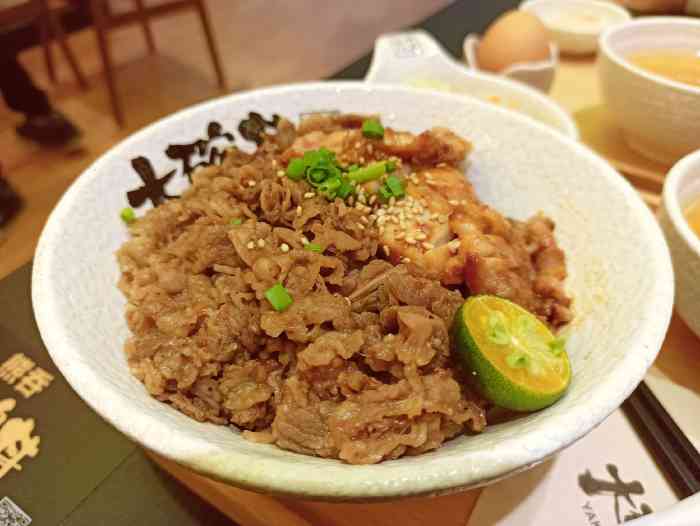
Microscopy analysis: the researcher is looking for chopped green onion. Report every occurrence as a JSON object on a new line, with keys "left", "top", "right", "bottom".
{"left": 386, "top": 160, "right": 397, "bottom": 173}
{"left": 286, "top": 158, "right": 306, "bottom": 180}
{"left": 337, "top": 179, "right": 355, "bottom": 199}
{"left": 346, "top": 164, "right": 359, "bottom": 172}
{"left": 265, "top": 283, "right": 293, "bottom": 312}
{"left": 230, "top": 218, "right": 243, "bottom": 225}
{"left": 347, "top": 162, "right": 387, "bottom": 183}
{"left": 304, "top": 243, "right": 323, "bottom": 253}
{"left": 362, "top": 119, "right": 384, "bottom": 139}
{"left": 385, "top": 175, "right": 405, "bottom": 197}
{"left": 120, "top": 207, "right": 136, "bottom": 224}
{"left": 307, "top": 166, "right": 330, "bottom": 185}
{"left": 318, "top": 175, "right": 342, "bottom": 197}
{"left": 378, "top": 186, "right": 392, "bottom": 202}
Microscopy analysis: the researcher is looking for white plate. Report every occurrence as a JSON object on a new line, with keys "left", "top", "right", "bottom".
{"left": 365, "top": 30, "right": 577, "bottom": 138}
{"left": 32, "top": 82, "right": 672, "bottom": 500}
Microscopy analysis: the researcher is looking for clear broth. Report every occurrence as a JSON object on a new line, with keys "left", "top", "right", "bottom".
{"left": 627, "top": 49, "right": 700, "bottom": 88}
{"left": 685, "top": 197, "right": 700, "bottom": 239}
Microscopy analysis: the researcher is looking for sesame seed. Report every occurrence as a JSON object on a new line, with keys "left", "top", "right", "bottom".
{"left": 360, "top": 216, "right": 369, "bottom": 224}
{"left": 389, "top": 197, "right": 396, "bottom": 207}
{"left": 301, "top": 236, "right": 309, "bottom": 245}
{"left": 296, "top": 205, "right": 303, "bottom": 216}
{"left": 415, "top": 232, "right": 427, "bottom": 241}
{"left": 448, "top": 240, "right": 460, "bottom": 253}
{"left": 405, "top": 237, "right": 416, "bottom": 245}
{"left": 248, "top": 180, "right": 257, "bottom": 187}
{"left": 277, "top": 170, "right": 285, "bottom": 177}
{"left": 367, "top": 144, "right": 374, "bottom": 154}
{"left": 379, "top": 226, "right": 385, "bottom": 235}
{"left": 257, "top": 239, "right": 265, "bottom": 248}
{"left": 383, "top": 245, "right": 391, "bottom": 256}
{"left": 280, "top": 243, "right": 290, "bottom": 253}
{"left": 357, "top": 223, "right": 365, "bottom": 230}
{"left": 376, "top": 209, "right": 386, "bottom": 216}
{"left": 246, "top": 241, "right": 255, "bottom": 249}
{"left": 422, "top": 242, "right": 434, "bottom": 250}
{"left": 448, "top": 200, "right": 460, "bottom": 206}
{"left": 354, "top": 142, "right": 361, "bottom": 149}
{"left": 437, "top": 162, "right": 446, "bottom": 168}
{"left": 369, "top": 195, "right": 377, "bottom": 205}
{"left": 348, "top": 196, "right": 355, "bottom": 206}
{"left": 304, "top": 192, "right": 315, "bottom": 198}
{"left": 358, "top": 193, "right": 367, "bottom": 204}
{"left": 402, "top": 257, "right": 411, "bottom": 264}
{"left": 271, "top": 159, "right": 278, "bottom": 167}
{"left": 359, "top": 156, "right": 366, "bottom": 164}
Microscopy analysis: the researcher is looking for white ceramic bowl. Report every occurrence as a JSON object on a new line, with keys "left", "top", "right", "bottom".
{"left": 33, "top": 82, "right": 673, "bottom": 500}
{"left": 521, "top": 0, "right": 630, "bottom": 55}
{"left": 599, "top": 17, "right": 700, "bottom": 164}
{"left": 366, "top": 30, "right": 576, "bottom": 137}
{"left": 659, "top": 150, "right": 700, "bottom": 339}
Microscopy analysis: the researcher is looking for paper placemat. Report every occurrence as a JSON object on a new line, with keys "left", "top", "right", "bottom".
{"left": 469, "top": 409, "right": 678, "bottom": 525}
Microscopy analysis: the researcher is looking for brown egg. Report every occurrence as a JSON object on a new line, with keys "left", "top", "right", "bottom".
{"left": 477, "top": 10, "right": 551, "bottom": 73}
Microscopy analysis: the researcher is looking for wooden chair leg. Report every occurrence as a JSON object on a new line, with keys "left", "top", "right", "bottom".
{"left": 193, "top": 0, "right": 226, "bottom": 89}
{"left": 37, "top": 9, "right": 56, "bottom": 84}
{"left": 89, "top": 0, "right": 124, "bottom": 126}
{"left": 133, "top": 0, "right": 156, "bottom": 53}
{"left": 46, "top": 6, "right": 88, "bottom": 89}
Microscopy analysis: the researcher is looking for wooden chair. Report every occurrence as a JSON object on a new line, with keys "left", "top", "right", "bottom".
{"left": 89, "top": 0, "right": 227, "bottom": 126}
{"left": 0, "top": 0, "right": 87, "bottom": 89}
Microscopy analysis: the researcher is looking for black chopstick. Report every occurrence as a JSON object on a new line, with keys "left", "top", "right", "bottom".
{"left": 623, "top": 381, "right": 700, "bottom": 499}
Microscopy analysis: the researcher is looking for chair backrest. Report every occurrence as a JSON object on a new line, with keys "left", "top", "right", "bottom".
{"left": 0, "top": 0, "right": 42, "bottom": 30}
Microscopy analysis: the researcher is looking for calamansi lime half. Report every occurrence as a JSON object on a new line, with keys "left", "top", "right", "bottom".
{"left": 452, "top": 295, "right": 571, "bottom": 412}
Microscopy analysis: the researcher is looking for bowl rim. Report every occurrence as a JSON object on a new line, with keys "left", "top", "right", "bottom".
{"left": 663, "top": 150, "right": 700, "bottom": 257}
{"left": 599, "top": 16, "right": 700, "bottom": 96}
{"left": 31, "top": 81, "right": 674, "bottom": 500}
{"left": 520, "top": 0, "right": 631, "bottom": 37}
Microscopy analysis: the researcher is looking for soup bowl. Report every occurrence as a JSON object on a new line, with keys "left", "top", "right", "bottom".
{"left": 598, "top": 17, "right": 700, "bottom": 164}
{"left": 33, "top": 82, "right": 673, "bottom": 500}
{"left": 659, "top": 150, "right": 700, "bottom": 339}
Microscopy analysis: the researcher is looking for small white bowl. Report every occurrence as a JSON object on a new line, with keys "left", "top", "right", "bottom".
{"left": 521, "top": 0, "right": 630, "bottom": 55}
{"left": 462, "top": 33, "right": 557, "bottom": 93}
{"left": 659, "top": 150, "right": 700, "bottom": 339}
{"left": 599, "top": 17, "right": 700, "bottom": 164}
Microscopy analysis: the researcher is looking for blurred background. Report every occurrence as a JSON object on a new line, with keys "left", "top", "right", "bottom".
{"left": 0, "top": 0, "right": 450, "bottom": 278}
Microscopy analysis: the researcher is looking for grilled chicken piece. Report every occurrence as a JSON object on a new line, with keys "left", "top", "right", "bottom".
{"left": 283, "top": 114, "right": 571, "bottom": 326}
{"left": 288, "top": 119, "right": 472, "bottom": 170}
{"left": 378, "top": 167, "right": 471, "bottom": 285}
{"left": 377, "top": 166, "right": 572, "bottom": 326}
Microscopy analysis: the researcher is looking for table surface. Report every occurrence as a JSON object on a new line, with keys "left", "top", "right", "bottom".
{"left": 2, "top": 1, "right": 699, "bottom": 525}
